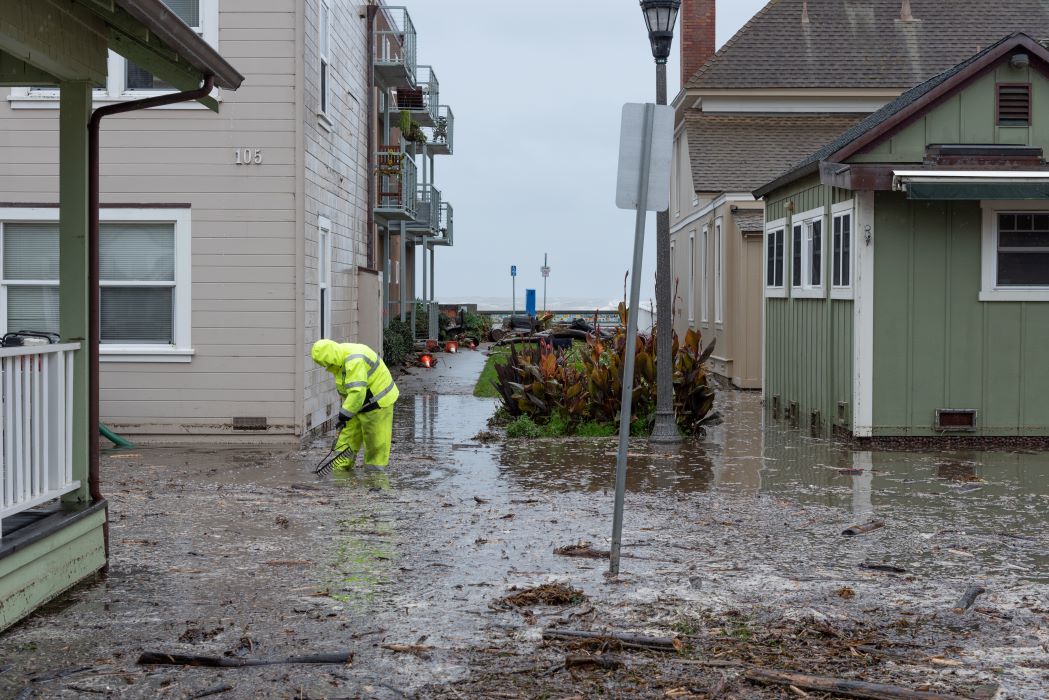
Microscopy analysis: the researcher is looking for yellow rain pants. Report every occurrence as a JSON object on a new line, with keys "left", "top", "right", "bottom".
{"left": 332, "top": 404, "right": 394, "bottom": 470}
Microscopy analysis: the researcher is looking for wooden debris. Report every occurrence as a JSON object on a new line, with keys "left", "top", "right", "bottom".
{"left": 137, "top": 652, "right": 352, "bottom": 668}
{"left": 842, "top": 520, "right": 885, "bottom": 537}
{"left": 554, "top": 542, "right": 610, "bottom": 559}
{"left": 542, "top": 629, "right": 680, "bottom": 651}
{"left": 563, "top": 654, "right": 623, "bottom": 670}
{"left": 189, "top": 685, "right": 234, "bottom": 699}
{"left": 499, "top": 583, "right": 587, "bottom": 608}
{"left": 381, "top": 644, "right": 433, "bottom": 655}
{"left": 859, "top": 562, "right": 908, "bottom": 574}
{"left": 262, "top": 560, "right": 312, "bottom": 567}
{"left": 953, "top": 584, "right": 986, "bottom": 613}
{"left": 744, "top": 668, "right": 969, "bottom": 700}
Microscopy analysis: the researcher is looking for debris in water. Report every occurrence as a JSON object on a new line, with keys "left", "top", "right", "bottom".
{"left": 842, "top": 520, "right": 885, "bottom": 537}
{"left": 472, "top": 430, "right": 500, "bottom": 444}
{"left": 381, "top": 643, "right": 433, "bottom": 656}
{"left": 274, "top": 515, "right": 289, "bottom": 529}
{"left": 859, "top": 562, "right": 908, "bottom": 574}
{"left": 554, "top": 542, "right": 610, "bottom": 559}
{"left": 953, "top": 584, "right": 986, "bottom": 613}
{"left": 564, "top": 654, "right": 624, "bottom": 671}
{"left": 835, "top": 586, "right": 855, "bottom": 599}
{"left": 498, "top": 583, "right": 587, "bottom": 608}
{"left": 542, "top": 629, "right": 680, "bottom": 651}
{"left": 745, "top": 667, "right": 970, "bottom": 700}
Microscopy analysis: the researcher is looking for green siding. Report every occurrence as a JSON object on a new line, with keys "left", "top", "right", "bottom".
{"left": 765, "top": 181, "right": 854, "bottom": 435}
{"left": 872, "top": 194, "right": 1049, "bottom": 436}
{"left": 850, "top": 66, "right": 1049, "bottom": 163}
{"left": 0, "top": 509, "right": 106, "bottom": 631}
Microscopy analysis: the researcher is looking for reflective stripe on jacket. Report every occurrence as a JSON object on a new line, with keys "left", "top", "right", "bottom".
{"left": 310, "top": 340, "right": 399, "bottom": 419}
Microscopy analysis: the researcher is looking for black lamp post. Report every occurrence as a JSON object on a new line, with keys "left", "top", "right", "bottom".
{"left": 640, "top": 0, "right": 681, "bottom": 443}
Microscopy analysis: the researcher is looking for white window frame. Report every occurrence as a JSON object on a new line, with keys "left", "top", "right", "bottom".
{"left": 790, "top": 207, "right": 825, "bottom": 299}
{"left": 9, "top": 1, "right": 219, "bottom": 110}
{"left": 318, "top": 216, "right": 332, "bottom": 338}
{"left": 701, "top": 225, "right": 709, "bottom": 323}
{"left": 0, "top": 207, "right": 193, "bottom": 362}
{"left": 831, "top": 200, "right": 855, "bottom": 300}
{"left": 317, "top": 0, "right": 332, "bottom": 128}
{"left": 980, "top": 201, "right": 1049, "bottom": 301}
{"left": 687, "top": 230, "right": 696, "bottom": 324}
{"left": 765, "top": 217, "right": 787, "bottom": 298}
{"left": 714, "top": 217, "right": 724, "bottom": 324}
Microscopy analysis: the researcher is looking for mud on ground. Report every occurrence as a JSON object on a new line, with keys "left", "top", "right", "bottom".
{"left": 0, "top": 348, "right": 1047, "bottom": 699}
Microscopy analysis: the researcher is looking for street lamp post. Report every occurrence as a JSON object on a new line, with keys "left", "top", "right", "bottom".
{"left": 641, "top": 0, "right": 681, "bottom": 443}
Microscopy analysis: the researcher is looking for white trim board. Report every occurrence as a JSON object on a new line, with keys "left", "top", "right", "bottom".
{"left": 670, "top": 193, "right": 754, "bottom": 235}
{"left": 852, "top": 191, "right": 875, "bottom": 437}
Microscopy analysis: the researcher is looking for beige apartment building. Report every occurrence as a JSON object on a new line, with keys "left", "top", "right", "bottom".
{"left": 0, "top": 0, "right": 454, "bottom": 442}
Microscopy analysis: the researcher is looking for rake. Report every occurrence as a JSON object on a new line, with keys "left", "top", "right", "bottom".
{"left": 313, "top": 435, "right": 354, "bottom": 476}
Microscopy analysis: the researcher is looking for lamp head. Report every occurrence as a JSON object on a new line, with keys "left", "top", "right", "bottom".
{"left": 640, "top": 0, "right": 682, "bottom": 64}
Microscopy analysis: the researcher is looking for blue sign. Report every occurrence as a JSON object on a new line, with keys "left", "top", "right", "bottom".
{"left": 525, "top": 289, "right": 536, "bottom": 317}
{"left": 511, "top": 265, "right": 517, "bottom": 277}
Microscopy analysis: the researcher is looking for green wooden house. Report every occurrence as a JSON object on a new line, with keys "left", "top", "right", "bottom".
{"left": 0, "top": 0, "right": 241, "bottom": 631}
{"left": 754, "top": 33, "right": 1049, "bottom": 440}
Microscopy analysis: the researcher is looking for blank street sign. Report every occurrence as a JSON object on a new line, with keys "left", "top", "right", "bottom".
{"left": 615, "top": 103, "right": 674, "bottom": 212}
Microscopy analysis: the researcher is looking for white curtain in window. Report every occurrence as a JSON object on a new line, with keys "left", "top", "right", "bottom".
{"left": 8, "top": 287, "right": 59, "bottom": 334}
{"left": 101, "top": 288, "right": 174, "bottom": 344}
{"left": 4, "top": 223, "right": 59, "bottom": 280}
{"left": 100, "top": 223, "right": 174, "bottom": 282}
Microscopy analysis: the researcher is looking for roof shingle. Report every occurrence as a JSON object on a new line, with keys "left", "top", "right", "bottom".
{"left": 685, "top": 113, "right": 865, "bottom": 192}
{"left": 686, "top": 0, "right": 1049, "bottom": 90}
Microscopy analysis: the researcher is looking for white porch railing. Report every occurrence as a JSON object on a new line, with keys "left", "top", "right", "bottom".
{"left": 0, "top": 343, "right": 81, "bottom": 537}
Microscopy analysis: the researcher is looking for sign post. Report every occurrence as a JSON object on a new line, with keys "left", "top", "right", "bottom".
{"left": 610, "top": 102, "right": 673, "bottom": 576}
{"left": 511, "top": 265, "right": 517, "bottom": 317}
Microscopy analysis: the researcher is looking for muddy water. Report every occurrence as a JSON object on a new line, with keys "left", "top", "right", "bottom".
{"left": 0, "top": 349, "right": 1047, "bottom": 698}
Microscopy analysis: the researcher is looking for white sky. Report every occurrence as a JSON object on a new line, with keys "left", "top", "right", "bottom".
{"left": 407, "top": 0, "right": 768, "bottom": 306}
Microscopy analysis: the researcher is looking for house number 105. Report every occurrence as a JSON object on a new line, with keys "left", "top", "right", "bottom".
{"left": 234, "top": 148, "right": 263, "bottom": 165}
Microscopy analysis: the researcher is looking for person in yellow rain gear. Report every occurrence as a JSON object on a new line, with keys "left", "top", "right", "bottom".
{"left": 311, "top": 339, "right": 399, "bottom": 471}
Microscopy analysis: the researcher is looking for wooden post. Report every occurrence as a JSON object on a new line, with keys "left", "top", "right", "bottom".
{"left": 59, "top": 81, "right": 91, "bottom": 505}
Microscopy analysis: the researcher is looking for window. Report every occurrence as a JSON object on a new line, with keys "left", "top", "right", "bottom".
{"left": 319, "top": 0, "right": 331, "bottom": 119}
{"left": 790, "top": 208, "right": 825, "bottom": 297}
{"left": 980, "top": 203, "right": 1049, "bottom": 301}
{"left": 318, "top": 216, "right": 332, "bottom": 338}
{"left": 701, "top": 226, "right": 709, "bottom": 323}
{"left": 714, "top": 219, "right": 723, "bottom": 324}
{"left": 765, "top": 218, "right": 786, "bottom": 297}
{"left": 687, "top": 231, "right": 695, "bottom": 323}
{"left": 832, "top": 209, "right": 853, "bottom": 288}
{"left": 11, "top": 1, "right": 217, "bottom": 106}
{"left": 0, "top": 208, "right": 193, "bottom": 361}
{"left": 997, "top": 83, "right": 1031, "bottom": 126}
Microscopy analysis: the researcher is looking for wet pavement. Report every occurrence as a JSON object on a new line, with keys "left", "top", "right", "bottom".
{"left": 0, "top": 347, "right": 1047, "bottom": 698}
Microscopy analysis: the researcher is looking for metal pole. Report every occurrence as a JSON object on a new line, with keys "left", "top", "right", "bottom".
{"left": 543, "top": 252, "right": 548, "bottom": 312}
{"left": 610, "top": 103, "right": 655, "bottom": 576}
{"left": 400, "top": 222, "right": 407, "bottom": 321}
{"left": 651, "top": 61, "right": 680, "bottom": 443}
{"left": 421, "top": 235, "right": 429, "bottom": 338}
{"left": 512, "top": 274, "right": 516, "bottom": 317}
{"left": 430, "top": 242, "right": 435, "bottom": 300}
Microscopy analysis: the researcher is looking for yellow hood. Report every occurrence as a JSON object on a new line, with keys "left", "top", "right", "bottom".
{"left": 310, "top": 339, "right": 347, "bottom": 372}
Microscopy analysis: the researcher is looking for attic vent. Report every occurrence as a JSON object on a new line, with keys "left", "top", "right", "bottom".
{"left": 935, "top": 409, "right": 977, "bottom": 432}
{"left": 997, "top": 83, "right": 1031, "bottom": 126}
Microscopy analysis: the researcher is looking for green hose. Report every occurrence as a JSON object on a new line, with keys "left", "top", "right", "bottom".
{"left": 100, "top": 422, "right": 134, "bottom": 449}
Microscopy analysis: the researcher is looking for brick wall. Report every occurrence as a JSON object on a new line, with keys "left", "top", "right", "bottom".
{"left": 680, "top": 0, "right": 715, "bottom": 88}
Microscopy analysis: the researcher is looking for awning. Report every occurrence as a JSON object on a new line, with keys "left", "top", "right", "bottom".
{"left": 893, "top": 170, "right": 1049, "bottom": 200}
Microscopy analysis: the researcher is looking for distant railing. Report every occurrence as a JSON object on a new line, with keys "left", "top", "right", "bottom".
{"left": 436, "top": 201, "right": 453, "bottom": 246}
{"left": 431, "top": 105, "right": 454, "bottom": 154}
{"left": 375, "top": 147, "right": 418, "bottom": 219}
{"left": 415, "top": 184, "right": 441, "bottom": 233}
{"left": 0, "top": 343, "right": 81, "bottom": 535}
{"left": 373, "top": 6, "right": 417, "bottom": 87}
{"left": 397, "top": 65, "right": 438, "bottom": 125}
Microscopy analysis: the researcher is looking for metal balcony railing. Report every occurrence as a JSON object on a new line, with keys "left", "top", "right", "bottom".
{"left": 396, "top": 65, "right": 439, "bottom": 127}
{"left": 407, "top": 184, "right": 441, "bottom": 234}
{"left": 429, "top": 105, "right": 454, "bottom": 155}
{"left": 435, "top": 201, "right": 453, "bottom": 246}
{"left": 0, "top": 343, "right": 81, "bottom": 534}
{"left": 374, "top": 147, "right": 418, "bottom": 220}
{"left": 373, "top": 6, "right": 417, "bottom": 89}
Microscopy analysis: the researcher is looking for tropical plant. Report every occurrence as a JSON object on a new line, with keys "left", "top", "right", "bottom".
{"left": 492, "top": 303, "right": 717, "bottom": 436}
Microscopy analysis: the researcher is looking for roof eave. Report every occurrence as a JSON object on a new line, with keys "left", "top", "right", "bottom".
{"left": 753, "top": 162, "right": 820, "bottom": 200}
{"left": 114, "top": 0, "right": 244, "bottom": 90}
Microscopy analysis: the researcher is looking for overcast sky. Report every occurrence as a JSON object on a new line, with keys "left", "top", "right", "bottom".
{"left": 408, "top": 0, "right": 767, "bottom": 307}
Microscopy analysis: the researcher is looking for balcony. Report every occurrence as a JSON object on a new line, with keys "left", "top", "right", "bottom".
{"left": 428, "top": 105, "right": 454, "bottom": 156}
{"left": 373, "top": 6, "right": 417, "bottom": 89}
{"left": 0, "top": 344, "right": 81, "bottom": 535}
{"left": 434, "top": 201, "right": 454, "bottom": 247}
{"left": 396, "top": 65, "right": 439, "bottom": 127}
{"left": 406, "top": 184, "right": 441, "bottom": 235}
{"left": 374, "top": 147, "right": 418, "bottom": 221}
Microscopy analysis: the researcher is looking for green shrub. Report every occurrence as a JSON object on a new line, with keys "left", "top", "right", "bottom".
{"left": 575, "top": 421, "right": 616, "bottom": 438}
{"left": 383, "top": 319, "right": 415, "bottom": 367}
{"left": 506, "top": 415, "right": 542, "bottom": 439}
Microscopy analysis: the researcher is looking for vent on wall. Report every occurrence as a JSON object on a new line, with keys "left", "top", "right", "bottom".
{"left": 233, "top": 416, "right": 268, "bottom": 431}
{"left": 935, "top": 409, "right": 977, "bottom": 432}
{"left": 997, "top": 83, "right": 1031, "bottom": 126}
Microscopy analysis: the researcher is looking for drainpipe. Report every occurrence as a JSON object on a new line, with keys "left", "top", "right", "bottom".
{"left": 88, "top": 76, "right": 215, "bottom": 554}
{"left": 367, "top": 4, "right": 383, "bottom": 326}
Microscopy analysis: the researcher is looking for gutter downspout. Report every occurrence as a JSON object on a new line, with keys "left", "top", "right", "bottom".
{"left": 88, "top": 76, "right": 215, "bottom": 557}
{"left": 367, "top": 4, "right": 385, "bottom": 327}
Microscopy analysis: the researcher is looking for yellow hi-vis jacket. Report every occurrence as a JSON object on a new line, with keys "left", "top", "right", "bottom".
{"left": 310, "top": 340, "right": 399, "bottom": 420}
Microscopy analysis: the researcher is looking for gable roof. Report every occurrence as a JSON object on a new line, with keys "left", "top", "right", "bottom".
{"left": 687, "top": 0, "right": 1049, "bottom": 91}
{"left": 752, "top": 33, "right": 1049, "bottom": 197}
{"left": 686, "top": 113, "right": 864, "bottom": 193}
